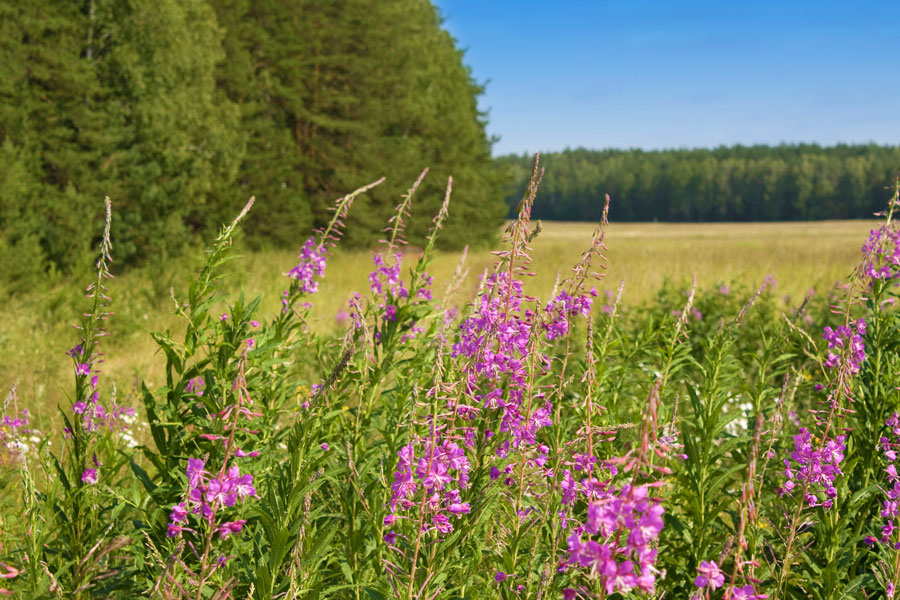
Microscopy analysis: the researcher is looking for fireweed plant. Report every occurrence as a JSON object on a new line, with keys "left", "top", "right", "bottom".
{"left": 4, "top": 166, "right": 900, "bottom": 599}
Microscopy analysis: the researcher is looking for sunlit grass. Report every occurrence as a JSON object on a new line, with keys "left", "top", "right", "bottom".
{"left": 2, "top": 219, "right": 875, "bottom": 427}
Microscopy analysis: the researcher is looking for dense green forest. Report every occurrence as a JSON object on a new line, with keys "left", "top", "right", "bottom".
{"left": 0, "top": 0, "right": 504, "bottom": 290}
{"left": 500, "top": 145, "right": 900, "bottom": 222}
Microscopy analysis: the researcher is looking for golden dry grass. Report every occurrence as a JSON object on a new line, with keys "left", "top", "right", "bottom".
{"left": 2, "top": 219, "right": 876, "bottom": 425}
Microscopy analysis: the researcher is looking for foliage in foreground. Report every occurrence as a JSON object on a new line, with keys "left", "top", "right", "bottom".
{"left": 3, "top": 163, "right": 900, "bottom": 599}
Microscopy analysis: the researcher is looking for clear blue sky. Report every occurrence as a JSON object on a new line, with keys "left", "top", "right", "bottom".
{"left": 433, "top": 0, "right": 900, "bottom": 156}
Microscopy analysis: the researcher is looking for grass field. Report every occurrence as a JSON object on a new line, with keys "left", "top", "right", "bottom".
{"left": 2, "top": 219, "right": 875, "bottom": 426}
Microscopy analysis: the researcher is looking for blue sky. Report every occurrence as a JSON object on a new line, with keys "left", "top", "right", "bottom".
{"left": 433, "top": 1, "right": 900, "bottom": 155}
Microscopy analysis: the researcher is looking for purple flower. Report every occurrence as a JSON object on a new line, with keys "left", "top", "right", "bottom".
{"left": 220, "top": 313, "right": 229, "bottom": 321}
{"left": 451, "top": 272, "right": 554, "bottom": 447}
{"left": 861, "top": 226, "right": 900, "bottom": 282}
{"left": 230, "top": 467, "right": 256, "bottom": 499}
{"left": 217, "top": 520, "right": 246, "bottom": 539}
{"left": 605, "top": 561, "right": 638, "bottom": 595}
{"left": 543, "top": 289, "right": 595, "bottom": 341}
{"left": 368, "top": 254, "right": 408, "bottom": 300}
{"left": 167, "top": 524, "right": 184, "bottom": 538}
{"left": 206, "top": 476, "right": 236, "bottom": 508}
{"left": 387, "top": 434, "right": 471, "bottom": 534}
{"left": 76, "top": 363, "right": 91, "bottom": 376}
{"left": 170, "top": 503, "right": 188, "bottom": 523}
{"left": 778, "top": 427, "right": 846, "bottom": 508}
{"left": 81, "top": 468, "right": 98, "bottom": 485}
{"left": 822, "top": 320, "right": 866, "bottom": 376}
{"left": 384, "top": 304, "right": 398, "bottom": 322}
{"left": 495, "top": 572, "right": 508, "bottom": 582}
{"left": 730, "top": 584, "right": 769, "bottom": 599}
{"left": 566, "top": 484, "right": 664, "bottom": 594}
{"left": 186, "top": 458, "right": 206, "bottom": 488}
{"left": 694, "top": 560, "right": 725, "bottom": 589}
{"left": 287, "top": 237, "right": 327, "bottom": 295}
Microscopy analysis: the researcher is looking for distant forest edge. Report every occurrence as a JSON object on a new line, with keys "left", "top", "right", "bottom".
{"left": 499, "top": 145, "right": 900, "bottom": 222}
{"left": 0, "top": 0, "right": 505, "bottom": 289}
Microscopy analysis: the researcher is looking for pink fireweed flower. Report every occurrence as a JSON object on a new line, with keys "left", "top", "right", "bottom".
{"left": 216, "top": 520, "right": 246, "bottom": 539}
{"left": 185, "top": 376, "right": 205, "bottom": 396}
{"left": 186, "top": 458, "right": 206, "bottom": 488}
{"left": 778, "top": 427, "right": 846, "bottom": 508}
{"left": 451, "top": 272, "right": 555, "bottom": 448}
{"left": 872, "top": 413, "right": 900, "bottom": 549}
{"left": 694, "top": 560, "right": 725, "bottom": 589}
{"left": 543, "top": 288, "right": 596, "bottom": 341}
{"left": 368, "top": 253, "right": 408, "bottom": 299}
{"left": 861, "top": 226, "right": 900, "bottom": 282}
{"left": 384, "top": 304, "right": 398, "bottom": 321}
{"left": 81, "top": 468, "right": 98, "bottom": 485}
{"left": 167, "top": 459, "right": 256, "bottom": 541}
{"left": 206, "top": 476, "right": 236, "bottom": 508}
{"left": 566, "top": 484, "right": 664, "bottom": 594}
{"left": 387, "top": 433, "right": 471, "bottom": 535}
{"left": 287, "top": 236, "right": 327, "bottom": 295}
{"left": 170, "top": 503, "right": 189, "bottom": 523}
{"left": 228, "top": 466, "right": 257, "bottom": 499}
{"left": 729, "top": 584, "right": 769, "bottom": 599}
{"left": 822, "top": 320, "right": 866, "bottom": 376}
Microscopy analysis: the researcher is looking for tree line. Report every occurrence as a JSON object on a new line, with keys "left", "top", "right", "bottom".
{"left": 499, "top": 145, "right": 900, "bottom": 223}
{"left": 0, "top": 0, "right": 505, "bottom": 290}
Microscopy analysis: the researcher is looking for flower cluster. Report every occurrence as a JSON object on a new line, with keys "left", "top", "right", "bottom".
{"left": 565, "top": 484, "right": 664, "bottom": 594}
{"left": 386, "top": 432, "right": 471, "bottom": 539}
{"left": 0, "top": 409, "right": 29, "bottom": 446}
{"left": 286, "top": 237, "right": 327, "bottom": 295}
{"left": 869, "top": 413, "right": 900, "bottom": 547}
{"left": 452, "top": 272, "right": 552, "bottom": 448}
{"left": 865, "top": 413, "right": 900, "bottom": 597}
{"left": 0, "top": 408, "right": 31, "bottom": 460}
{"left": 861, "top": 226, "right": 900, "bottom": 282}
{"left": 167, "top": 458, "right": 256, "bottom": 539}
{"left": 778, "top": 427, "right": 846, "bottom": 509}
{"left": 543, "top": 288, "right": 597, "bottom": 341}
{"left": 822, "top": 319, "right": 866, "bottom": 376}
{"left": 70, "top": 360, "right": 135, "bottom": 435}
{"left": 368, "top": 253, "right": 408, "bottom": 300}
{"left": 692, "top": 560, "right": 768, "bottom": 599}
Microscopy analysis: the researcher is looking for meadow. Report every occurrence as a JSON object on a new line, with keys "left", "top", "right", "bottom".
{"left": 3, "top": 218, "right": 872, "bottom": 427}
{"left": 1, "top": 170, "right": 898, "bottom": 599}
